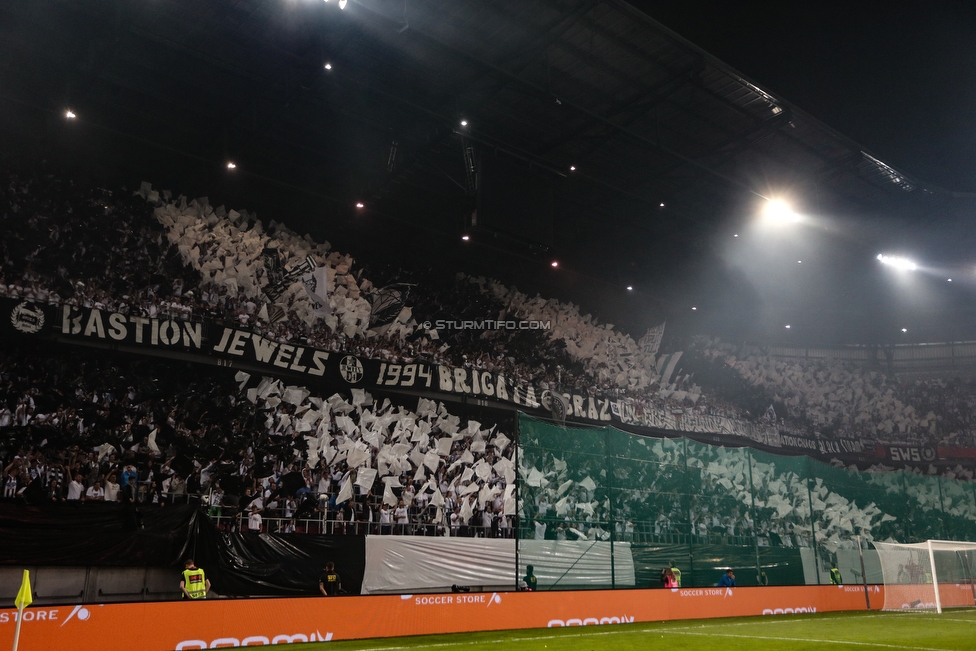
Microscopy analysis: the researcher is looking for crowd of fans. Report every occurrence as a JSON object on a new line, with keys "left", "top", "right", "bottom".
{"left": 4, "top": 168, "right": 976, "bottom": 482}
{"left": 0, "top": 342, "right": 516, "bottom": 537}
{"left": 4, "top": 168, "right": 976, "bottom": 551}
{"left": 519, "top": 430, "right": 976, "bottom": 550}
{"left": 695, "top": 338, "right": 976, "bottom": 448}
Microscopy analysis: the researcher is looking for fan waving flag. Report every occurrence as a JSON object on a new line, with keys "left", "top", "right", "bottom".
{"left": 301, "top": 265, "right": 331, "bottom": 317}
{"left": 15, "top": 569, "right": 32, "bottom": 609}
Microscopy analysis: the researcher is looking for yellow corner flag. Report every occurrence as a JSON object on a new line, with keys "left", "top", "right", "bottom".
{"left": 14, "top": 570, "right": 32, "bottom": 610}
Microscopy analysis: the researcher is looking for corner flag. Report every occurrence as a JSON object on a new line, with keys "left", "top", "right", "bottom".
{"left": 15, "top": 570, "right": 32, "bottom": 609}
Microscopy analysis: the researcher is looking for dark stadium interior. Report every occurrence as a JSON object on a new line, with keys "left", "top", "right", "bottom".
{"left": 4, "top": 0, "right": 976, "bottom": 346}
{"left": 4, "top": 0, "right": 976, "bottom": 612}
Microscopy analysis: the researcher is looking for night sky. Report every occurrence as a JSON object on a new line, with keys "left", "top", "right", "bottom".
{"left": 641, "top": 0, "right": 976, "bottom": 193}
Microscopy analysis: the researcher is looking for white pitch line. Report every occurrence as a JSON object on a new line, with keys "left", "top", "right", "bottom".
{"left": 665, "top": 612, "right": 897, "bottom": 630}
{"left": 317, "top": 627, "right": 657, "bottom": 651}
{"left": 670, "top": 630, "right": 954, "bottom": 651}
{"left": 314, "top": 612, "right": 958, "bottom": 651}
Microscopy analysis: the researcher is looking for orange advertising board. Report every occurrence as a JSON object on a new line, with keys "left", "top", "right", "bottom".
{"left": 1, "top": 585, "right": 878, "bottom": 650}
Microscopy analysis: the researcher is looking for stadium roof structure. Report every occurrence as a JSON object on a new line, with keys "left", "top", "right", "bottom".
{"left": 3, "top": 0, "right": 975, "bottom": 344}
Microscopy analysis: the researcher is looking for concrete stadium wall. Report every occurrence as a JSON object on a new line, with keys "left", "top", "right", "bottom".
{"left": 0, "top": 567, "right": 181, "bottom": 606}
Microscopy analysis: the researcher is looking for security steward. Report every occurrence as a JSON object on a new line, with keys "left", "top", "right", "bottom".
{"left": 319, "top": 561, "right": 341, "bottom": 596}
{"left": 830, "top": 563, "right": 843, "bottom": 585}
{"left": 180, "top": 559, "right": 211, "bottom": 600}
{"left": 669, "top": 560, "right": 682, "bottom": 587}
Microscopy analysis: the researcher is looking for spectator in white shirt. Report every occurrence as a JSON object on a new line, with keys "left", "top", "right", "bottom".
{"left": 66, "top": 474, "right": 85, "bottom": 501}
{"left": 104, "top": 474, "right": 120, "bottom": 502}
{"left": 248, "top": 506, "right": 263, "bottom": 533}
{"left": 85, "top": 481, "right": 105, "bottom": 501}
{"left": 394, "top": 499, "right": 409, "bottom": 533}
{"left": 379, "top": 504, "right": 392, "bottom": 535}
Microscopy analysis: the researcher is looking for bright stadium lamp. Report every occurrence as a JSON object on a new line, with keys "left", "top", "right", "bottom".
{"left": 762, "top": 199, "right": 800, "bottom": 224}
{"left": 877, "top": 253, "right": 917, "bottom": 271}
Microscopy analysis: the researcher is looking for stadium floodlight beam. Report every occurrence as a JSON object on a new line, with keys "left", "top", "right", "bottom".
{"left": 877, "top": 253, "right": 917, "bottom": 271}
{"left": 338, "top": 0, "right": 347, "bottom": 8}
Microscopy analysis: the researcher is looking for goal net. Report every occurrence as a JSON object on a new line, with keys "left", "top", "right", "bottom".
{"left": 873, "top": 540, "right": 976, "bottom": 613}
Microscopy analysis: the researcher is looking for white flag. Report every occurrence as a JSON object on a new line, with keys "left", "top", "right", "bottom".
{"left": 336, "top": 476, "right": 353, "bottom": 505}
{"left": 301, "top": 265, "right": 331, "bottom": 317}
{"left": 639, "top": 322, "right": 666, "bottom": 358}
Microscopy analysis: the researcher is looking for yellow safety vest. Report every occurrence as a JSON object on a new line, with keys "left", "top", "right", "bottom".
{"left": 183, "top": 567, "right": 207, "bottom": 599}
{"left": 672, "top": 567, "right": 682, "bottom": 587}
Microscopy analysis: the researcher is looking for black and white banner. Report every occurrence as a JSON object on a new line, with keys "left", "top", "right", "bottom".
{"left": 885, "top": 445, "right": 938, "bottom": 463}
{"left": 778, "top": 433, "right": 867, "bottom": 456}
{"left": 3, "top": 298, "right": 881, "bottom": 459}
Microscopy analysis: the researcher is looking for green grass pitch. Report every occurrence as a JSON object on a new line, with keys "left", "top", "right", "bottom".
{"left": 292, "top": 609, "right": 976, "bottom": 651}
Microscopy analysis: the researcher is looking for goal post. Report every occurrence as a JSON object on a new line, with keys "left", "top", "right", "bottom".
{"left": 873, "top": 540, "right": 976, "bottom": 613}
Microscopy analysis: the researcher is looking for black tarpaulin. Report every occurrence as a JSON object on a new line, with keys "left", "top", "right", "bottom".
{"left": 0, "top": 503, "right": 366, "bottom": 596}
{"left": 189, "top": 514, "right": 365, "bottom": 596}
{"left": 0, "top": 501, "right": 195, "bottom": 566}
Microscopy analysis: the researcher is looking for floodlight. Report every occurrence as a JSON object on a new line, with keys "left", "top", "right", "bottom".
{"left": 461, "top": 235, "right": 470, "bottom": 241}
{"left": 877, "top": 254, "right": 917, "bottom": 271}
{"left": 355, "top": 202, "right": 364, "bottom": 209}
{"left": 691, "top": 306, "right": 697, "bottom": 311}
{"left": 65, "top": 110, "right": 76, "bottom": 119}
{"left": 762, "top": 199, "right": 799, "bottom": 223}
{"left": 226, "top": 162, "right": 236, "bottom": 170}
{"left": 626, "top": 286, "right": 633, "bottom": 291}
{"left": 785, "top": 325, "right": 791, "bottom": 329}
{"left": 550, "top": 261, "right": 558, "bottom": 268}
{"left": 338, "top": 0, "right": 347, "bottom": 8}
{"left": 459, "top": 119, "right": 468, "bottom": 127}
{"left": 659, "top": 202, "right": 665, "bottom": 208}
{"left": 569, "top": 165, "right": 576, "bottom": 171}
{"left": 901, "top": 328, "right": 908, "bottom": 333}
{"left": 324, "top": 63, "right": 332, "bottom": 70}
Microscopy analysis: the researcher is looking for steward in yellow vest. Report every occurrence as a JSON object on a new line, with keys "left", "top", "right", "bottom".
{"left": 181, "top": 560, "right": 210, "bottom": 599}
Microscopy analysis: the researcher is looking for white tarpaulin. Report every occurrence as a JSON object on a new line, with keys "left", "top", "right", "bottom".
{"left": 361, "top": 538, "right": 634, "bottom": 594}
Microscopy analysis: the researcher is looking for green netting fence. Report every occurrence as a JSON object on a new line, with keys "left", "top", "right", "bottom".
{"left": 516, "top": 413, "right": 976, "bottom": 590}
